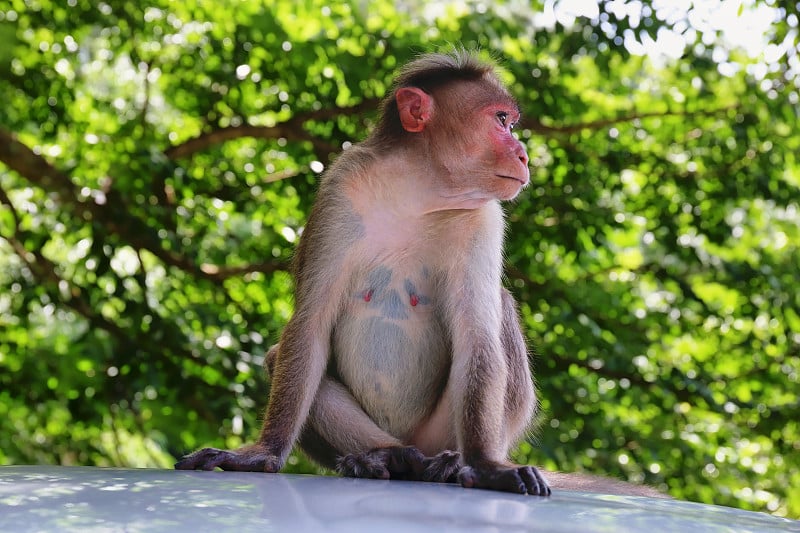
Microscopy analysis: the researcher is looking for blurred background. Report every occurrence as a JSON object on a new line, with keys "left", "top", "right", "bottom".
{"left": 0, "top": 0, "right": 797, "bottom": 519}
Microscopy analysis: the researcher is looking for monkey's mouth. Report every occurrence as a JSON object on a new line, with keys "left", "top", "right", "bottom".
{"left": 497, "top": 175, "right": 528, "bottom": 186}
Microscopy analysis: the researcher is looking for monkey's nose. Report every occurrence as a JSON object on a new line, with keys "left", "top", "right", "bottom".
{"left": 516, "top": 143, "right": 529, "bottom": 166}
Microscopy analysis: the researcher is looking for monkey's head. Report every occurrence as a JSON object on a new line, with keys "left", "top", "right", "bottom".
{"left": 373, "top": 51, "right": 530, "bottom": 203}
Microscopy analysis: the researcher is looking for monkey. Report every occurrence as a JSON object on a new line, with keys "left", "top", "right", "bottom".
{"left": 176, "top": 50, "right": 547, "bottom": 495}
{"left": 176, "top": 51, "right": 658, "bottom": 499}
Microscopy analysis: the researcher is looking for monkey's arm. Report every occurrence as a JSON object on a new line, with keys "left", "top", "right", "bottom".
{"left": 175, "top": 318, "right": 339, "bottom": 472}
{"left": 440, "top": 215, "right": 549, "bottom": 496}
{"left": 450, "top": 288, "right": 549, "bottom": 496}
{"left": 306, "top": 378, "right": 402, "bottom": 457}
{"left": 176, "top": 189, "right": 356, "bottom": 472}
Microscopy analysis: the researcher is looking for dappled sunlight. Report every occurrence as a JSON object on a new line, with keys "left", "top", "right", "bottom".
{"left": 0, "top": 0, "right": 798, "bottom": 520}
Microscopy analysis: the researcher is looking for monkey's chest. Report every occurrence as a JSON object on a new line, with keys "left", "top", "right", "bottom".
{"left": 331, "top": 265, "right": 450, "bottom": 438}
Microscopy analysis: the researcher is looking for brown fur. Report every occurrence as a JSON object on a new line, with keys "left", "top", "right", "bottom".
{"left": 176, "top": 51, "right": 662, "bottom": 499}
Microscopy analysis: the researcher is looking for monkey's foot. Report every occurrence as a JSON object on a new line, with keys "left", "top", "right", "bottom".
{"left": 458, "top": 463, "right": 551, "bottom": 496}
{"left": 337, "top": 446, "right": 425, "bottom": 480}
{"left": 174, "top": 446, "right": 281, "bottom": 472}
{"left": 421, "top": 450, "right": 462, "bottom": 483}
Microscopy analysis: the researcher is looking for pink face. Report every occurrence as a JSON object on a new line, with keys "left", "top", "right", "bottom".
{"left": 395, "top": 84, "right": 530, "bottom": 205}
{"left": 478, "top": 104, "right": 530, "bottom": 200}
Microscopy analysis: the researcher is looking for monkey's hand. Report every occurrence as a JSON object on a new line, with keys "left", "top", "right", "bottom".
{"left": 458, "top": 462, "right": 551, "bottom": 496}
{"left": 337, "top": 446, "right": 426, "bottom": 480}
{"left": 174, "top": 446, "right": 282, "bottom": 473}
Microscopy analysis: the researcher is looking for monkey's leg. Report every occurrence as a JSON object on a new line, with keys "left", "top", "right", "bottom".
{"left": 174, "top": 377, "right": 387, "bottom": 474}
{"left": 304, "top": 377, "right": 461, "bottom": 482}
{"left": 419, "top": 450, "right": 462, "bottom": 482}
{"left": 306, "top": 377, "right": 422, "bottom": 479}
{"left": 455, "top": 289, "right": 551, "bottom": 496}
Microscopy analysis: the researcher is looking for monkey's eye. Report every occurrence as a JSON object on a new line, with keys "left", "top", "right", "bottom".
{"left": 496, "top": 111, "right": 509, "bottom": 127}
{"left": 497, "top": 111, "right": 518, "bottom": 130}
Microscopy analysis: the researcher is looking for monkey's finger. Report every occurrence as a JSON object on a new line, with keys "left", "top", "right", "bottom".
{"left": 519, "top": 466, "right": 551, "bottom": 497}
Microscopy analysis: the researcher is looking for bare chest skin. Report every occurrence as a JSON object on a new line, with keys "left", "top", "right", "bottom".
{"left": 331, "top": 205, "right": 453, "bottom": 440}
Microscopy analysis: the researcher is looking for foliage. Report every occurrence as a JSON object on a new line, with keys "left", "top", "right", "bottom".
{"left": 1, "top": 0, "right": 798, "bottom": 519}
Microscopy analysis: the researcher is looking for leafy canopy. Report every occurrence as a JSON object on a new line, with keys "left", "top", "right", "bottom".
{"left": 0, "top": 0, "right": 798, "bottom": 519}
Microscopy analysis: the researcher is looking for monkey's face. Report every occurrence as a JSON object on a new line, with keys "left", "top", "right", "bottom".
{"left": 480, "top": 105, "right": 530, "bottom": 201}
{"left": 419, "top": 77, "right": 530, "bottom": 206}
{"left": 433, "top": 103, "right": 530, "bottom": 204}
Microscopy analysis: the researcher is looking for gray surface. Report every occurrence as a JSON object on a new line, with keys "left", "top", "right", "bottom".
{"left": 0, "top": 466, "right": 798, "bottom": 532}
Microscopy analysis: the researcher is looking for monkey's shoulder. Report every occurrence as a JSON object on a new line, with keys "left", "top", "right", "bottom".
{"left": 319, "top": 143, "right": 381, "bottom": 188}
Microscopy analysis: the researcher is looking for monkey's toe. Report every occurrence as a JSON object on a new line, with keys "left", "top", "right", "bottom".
{"left": 458, "top": 463, "right": 551, "bottom": 496}
{"left": 337, "top": 446, "right": 426, "bottom": 480}
{"left": 337, "top": 452, "right": 390, "bottom": 479}
{"left": 519, "top": 465, "right": 551, "bottom": 496}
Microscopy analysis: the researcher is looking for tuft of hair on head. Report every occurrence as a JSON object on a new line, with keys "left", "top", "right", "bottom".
{"left": 370, "top": 50, "right": 503, "bottom": 145}
{"left": 392, "top": 49, "right": 497, "bottom": 94}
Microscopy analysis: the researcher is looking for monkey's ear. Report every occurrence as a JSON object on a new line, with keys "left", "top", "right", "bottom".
{"left": 396, "top": 87, "right": 433, "bottom": 133}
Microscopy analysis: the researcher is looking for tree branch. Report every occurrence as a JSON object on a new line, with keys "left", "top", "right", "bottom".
{"left": 0, "top": 128, "right": 287, "bottom": 282}
{"left": 164, "top": 99, "right": 738, "bottom": 162}
{"left": 0, "top": 129, "right": 85, "bottom": 204}
{"left": 164, "top": 99, "right": 380, "bottom": 160}
{"left": 521, "top": 104, "right": 739, "bottom": 135}
{"left": 165, "top": 123, "right": 324, "bottom": 160}
{"left": 198, "top": 259, "right": 288, "bottom": 279}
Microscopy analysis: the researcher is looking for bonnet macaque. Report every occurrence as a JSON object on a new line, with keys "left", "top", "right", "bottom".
{"left": 177, "top": 51, "right": 662, "bottom": 499}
